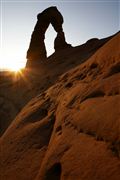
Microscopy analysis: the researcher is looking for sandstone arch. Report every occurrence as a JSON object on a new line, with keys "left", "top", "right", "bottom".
{"left": 26, "top": 6, "right": 71, "bottom": 67}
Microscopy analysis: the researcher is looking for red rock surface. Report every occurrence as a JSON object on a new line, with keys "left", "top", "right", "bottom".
{"left": 0, "top": 32, "right": 120, "bottom": 180}
{"left": 0, "top": 34, "right": 114, "bottom": 135}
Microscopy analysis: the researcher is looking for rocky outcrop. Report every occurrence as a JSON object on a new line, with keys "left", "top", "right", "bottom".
{"left": 0, "top": 34, "right": 114, "bottom": 136}
{"left": 26, "top": 6, "right": 71, "bottom": 67}
{"left": 1, "top": 33, "right": 120, "bottom": 180}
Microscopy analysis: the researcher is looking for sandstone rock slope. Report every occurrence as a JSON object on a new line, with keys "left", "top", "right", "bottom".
{"left": 0, "top": 34, "right": 115, "bottom": 135}
{"left": 0, "top": 32, "right": 120, "bottom": 180}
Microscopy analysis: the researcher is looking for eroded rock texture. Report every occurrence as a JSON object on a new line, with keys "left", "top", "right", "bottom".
{"left": 0, "top": 34, "right": 115, "bottom": 136}
{"left": 1, "top": 33, "right": 120, "bottom": 180}
{"left": 26, "top": 6, "right": 71, "bottom": 67}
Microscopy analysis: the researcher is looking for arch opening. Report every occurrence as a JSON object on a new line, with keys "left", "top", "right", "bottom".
{"left": 45, "top": 24, "right": 57, "bottom": 57}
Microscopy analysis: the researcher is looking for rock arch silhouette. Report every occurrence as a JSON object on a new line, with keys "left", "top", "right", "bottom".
{"left": 26, "top": 6, "right": 71, "bottom": 67}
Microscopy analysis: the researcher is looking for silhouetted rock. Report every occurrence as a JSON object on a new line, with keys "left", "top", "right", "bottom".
{"left": 26, "top": 6, "right": 70, "bottom": 67}
{"left": 54, "top": 31, "right": 71, "bottom": 51}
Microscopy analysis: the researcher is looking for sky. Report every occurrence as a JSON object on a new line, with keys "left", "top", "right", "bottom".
{"left": 0, "top": 0, "right": 119, "bottom": 70}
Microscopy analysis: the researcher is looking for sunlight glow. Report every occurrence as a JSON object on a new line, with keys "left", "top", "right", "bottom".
{"left": 0, "top": 60, "right": 26, "bottom": 72}
{"left": 0, "top": 53, "right": 26, "bottom": 72}
{"left": 6, "top": 62, "right": 24, "bottom": 72}
{"left": 0, "top": 42, "right": 27, "bottom": 72}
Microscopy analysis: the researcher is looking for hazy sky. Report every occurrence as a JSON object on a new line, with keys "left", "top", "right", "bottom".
{"left": 0, "top": 0, "right": 119, "bottom": 70}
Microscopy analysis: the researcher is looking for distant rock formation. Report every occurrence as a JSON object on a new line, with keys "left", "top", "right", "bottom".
{"left": 26, "top": 6, "right": 71, "bottom": 67}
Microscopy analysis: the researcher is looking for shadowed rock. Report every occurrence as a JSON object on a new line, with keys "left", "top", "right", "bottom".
{"left": 26, "top": 6, "right": 71, "bottom": 67}
{"left": 54, "top": 31, "right": 71, "bottom": 51}
{"left": 0, "top": 33, "right": 117, "bottom": 136}
{"left": 0, "top": 32, "right": 120, "bottom": 180}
